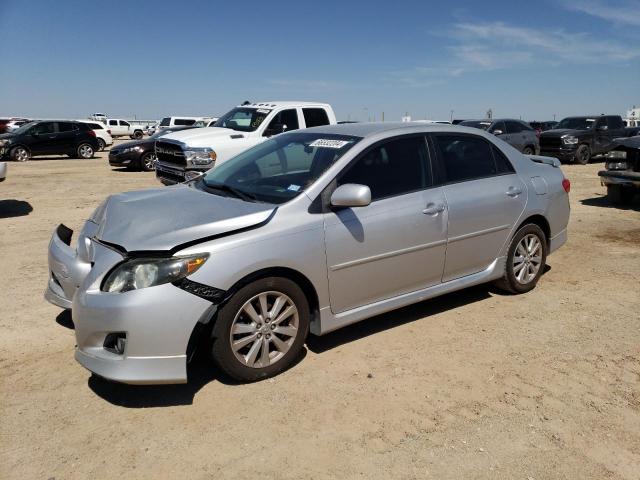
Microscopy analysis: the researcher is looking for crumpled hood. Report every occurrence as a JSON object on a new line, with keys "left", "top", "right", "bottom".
{"left": 90, "top": 184, "right": 275, "bottom": 252}
{"left": 160, "top": 127, "right": 247, "bottom": 148}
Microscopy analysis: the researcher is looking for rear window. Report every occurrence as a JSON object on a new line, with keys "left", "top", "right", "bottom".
{"left": 303, "top": 108, "right": 330, "bottom": 128}
{"left": 434, "top": 135, "right": 497, "bottom": 183}
{"left": 174, "top": 119, "right": 196, "bottom": 126}
{"left": 86, "top": 123, "right": 103, "bottom": 129}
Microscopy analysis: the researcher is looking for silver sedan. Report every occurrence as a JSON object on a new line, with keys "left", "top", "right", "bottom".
{"left": 46, "top": 123, "right": 570, "bottom": 384}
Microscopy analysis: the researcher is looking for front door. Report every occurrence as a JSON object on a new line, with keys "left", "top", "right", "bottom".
{"left": 431, "top": 133, "right": 527, "bottom": 282}
{"left": 28, "top": 121, "right": 58, "bottom": 155}
{"left": 323, "top": 135, "right": 448, "bottom": 313}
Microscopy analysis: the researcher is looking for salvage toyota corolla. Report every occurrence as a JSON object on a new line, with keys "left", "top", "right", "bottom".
{"left": 46, "top": 123, "right": 570, "bottom": 384}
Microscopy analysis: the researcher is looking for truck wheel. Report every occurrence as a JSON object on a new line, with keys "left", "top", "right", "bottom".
{"left": 607, "top": 185, "right": 635, "bottom": 205}
{"left": 11, "top": 146, "right": 30, "bottom": 162}
{"left": 96, "top": 138, "right": 106, "bottom": 151}
{"left": 574, "top": 144, "right": 591, "bottom": 165}
{"left": 133, "top": 130, "right": 143, "bottom": 140}
{"left": 140, "top": 152, "right": 157, "bottom": 171}
{"left": 211, "top": 277, "right": 310, "bottom": 382}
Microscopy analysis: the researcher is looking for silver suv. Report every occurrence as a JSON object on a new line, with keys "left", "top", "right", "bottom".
{"left": 46, "top": 123, "right": 570, "bottom": 384}
{"left": 460, "top": 119, "right": 540, "bottom": 155}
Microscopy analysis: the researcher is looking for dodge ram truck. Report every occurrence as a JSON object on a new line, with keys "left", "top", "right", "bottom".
{"left": 155, "top": 101, "right": 337, "bottom": 184}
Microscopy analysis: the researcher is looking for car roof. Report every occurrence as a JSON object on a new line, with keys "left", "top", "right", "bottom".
{"left": 237, "top": 101, "right": 331, "bottom": 109}
{"left": 300, "top": 121, "right": 475, "bottom": 138}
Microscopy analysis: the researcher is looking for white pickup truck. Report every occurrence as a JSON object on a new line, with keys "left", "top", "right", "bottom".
{"left": 155, "top": 101, "right": 337, "bottom": 184}
{"left": 105, "top": 119, "right": 146, "bottom": 139}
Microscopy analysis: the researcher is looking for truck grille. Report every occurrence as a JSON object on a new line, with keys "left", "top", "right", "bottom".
{"left": 540, "top": 137, "right": 562, "bottom": 149}
{"left": 155, "top": 141, "right": 185, "bottom": 166}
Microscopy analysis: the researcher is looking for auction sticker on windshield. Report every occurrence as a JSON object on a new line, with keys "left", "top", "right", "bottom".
{"left": 309, "top": 139, "right": 352, "bottom": 149}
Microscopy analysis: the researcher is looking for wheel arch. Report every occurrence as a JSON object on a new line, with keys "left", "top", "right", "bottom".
{"left": 515, "top": 214, "right": 551, "bottom": 248}
{"left": 9, "top": 143, "right": 31, "bottom": 155}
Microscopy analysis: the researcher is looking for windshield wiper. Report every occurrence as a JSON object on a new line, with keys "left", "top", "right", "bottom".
{"left": 204, "top": 182, "right": 258, "bottom": 202}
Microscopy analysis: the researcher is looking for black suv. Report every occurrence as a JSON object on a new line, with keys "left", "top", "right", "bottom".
{"left": 539, "top": 115, "right": 626, "bottom": 164}
{"left": 0, "top": 120, "right": 99, "bottom": 162}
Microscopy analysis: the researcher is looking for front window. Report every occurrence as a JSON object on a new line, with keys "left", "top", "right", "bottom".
{"left": 159, "top": 117, "right": 171, "bottom": 126}
{"left": 556, "top": 117, "right": 595, "bottom": 130}
{"left": 200, "top": 132, "right": 361, "bottom": 204}
{"left": 213, "top": 107, "right": 271, "bottom": 132}
{"left": 9, "top": 121, "right": 38, "bottom": 135}
{"left": 460, "top": 120, "right": 493, "bottom": 131}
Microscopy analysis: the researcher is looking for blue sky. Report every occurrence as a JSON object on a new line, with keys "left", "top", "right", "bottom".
{"left": 0, "top": 0, "right": 638, "bottom": 122}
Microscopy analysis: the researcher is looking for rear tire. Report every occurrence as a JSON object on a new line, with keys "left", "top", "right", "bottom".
{"left": 574, "top": 144, "right": 591, "bottom": 165}
{"left": 96, "top": 138, "right": 106, "bottom": 151}
{"left": 494, "top": 224, "right": 547, "bottom": 294}
{"left": 211, "top": 277, "right": 310, "bottom": 382}
{"left": 607, "top": 185, "right": 635, "bottom": 205}
{"left": 133, "top": 130, "right": 143, "bottom": 140}
{"left": 77, "top": 143, "right": 94, "bottom": 159}
{"left": 10, "top": 146, "right": 29, "bottom": 162}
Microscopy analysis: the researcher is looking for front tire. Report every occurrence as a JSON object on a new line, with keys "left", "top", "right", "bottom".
{"left": 607, "top": 185, "right": 635, "bottom": 205}
{"left": 494, "top": 224, "right": 547, "bottom": 294}
{"left": 574, "top": 144, "right": 591, "bottom": 165}
{"left": 211, "top": 277, "right": 310, "bottom": 382}
{"left": 77, "top": 143, "right": 94, "bottom": 159}
{"left": 10, "top": 146, "right": 29, "bottom": 162}
{"left": 140, "top": 152, "right": 157, "bottom": 171}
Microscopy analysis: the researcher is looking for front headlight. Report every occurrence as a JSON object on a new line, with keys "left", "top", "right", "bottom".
{"left": 562, "top": 135, "right": 579, "bottom": 145}
{"left": 0, "top": 139, "right": 10, "bottom": 146}
{"left": 122, "top": 146, "right": 142, "bottom": 154}
{"left": 102, "top": 253, "right": 209, "bottom": 293}
{"left": 606, "top": 150, "right": 627, "bottom": 160}
{"left": 606, "top": 161, "right": 628, "bottom": 171}
{"left": 185, "top": 148, "right": 216, "bottom": 166}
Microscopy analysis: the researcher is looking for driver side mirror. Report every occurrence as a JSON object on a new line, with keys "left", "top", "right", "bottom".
{"left": 492, "top": 129, "right": 503, "bottom": 135}
{"left": 597, "top": 125, "right": 608, "bottom": 131}
{"left": 330, "top": 184, "right": 371, "bottom": 208}
{"left": 265, "top": 123, "right": 287, "bottom": 137}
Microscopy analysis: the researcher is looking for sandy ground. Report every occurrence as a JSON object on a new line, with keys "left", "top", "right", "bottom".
{"left": 1, "top": 141, "right": 639, "bottom": 480}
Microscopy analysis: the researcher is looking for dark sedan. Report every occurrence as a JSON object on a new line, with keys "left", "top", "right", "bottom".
{"left": 109, "top": 126, "right": 197, "bottom": 171}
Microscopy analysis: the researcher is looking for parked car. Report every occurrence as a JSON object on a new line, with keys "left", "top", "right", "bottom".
{"left": 0, "top": 162, "right": 6, "bottom": 182}
{"left": 105, "top": 119, "right": 146, "bottom": 139}
{"left": 529, "top": 121, "right": 558, "bottom": 136}
{"left": 145, "top": 123, "right": 158, "bottom": 136}
{"left": 89, "top": 113, "right": 107, "bottom": 122}
{"left": 156, "top": 101, "right": 337, "bottom": 184}
{"left": 624, "top": 126, "right": 640, "bottom": 137}
{"left": 193, "top": 118, "right": 219, "bottom": 128}
{"left": 157, "top": 116, "right": 209, "bottom": 131}
{"left": 45, "top": 122, "right": 570, "bottom": 384}
{"left": 0, "top": 117, "right": 30, "bottom": 133}
{"left": 109, "top": 126, "right": 198, "bottom": 171}
{"left": 539, "top": 115, "right": 626, "bottom": 164}
{"left": 460, "top": 119, "right": 540, "bottom": 155}
{"left": 78, "top": 120, "right": 113, "bottom": 151}
{"left": 598, "top": 136, "right": 640, "bottom": 204}
{"left": 0, "top": 120, "right": 99, "bottom": 161}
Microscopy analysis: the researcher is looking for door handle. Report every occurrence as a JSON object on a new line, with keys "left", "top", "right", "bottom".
{"left": 423, "top": 203, "right": 445, "bottom": 215}
{"left": 506, "top": 187, "right": 522, "bottom": 197}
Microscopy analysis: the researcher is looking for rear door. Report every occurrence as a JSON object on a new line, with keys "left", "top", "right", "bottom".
{"left": 431, "top": 133, "right": 526, "bottom": 282}
{"left": 323, "top": 134, "right": 448, "bottom": 313}
{"left": 57, "top": 122, "right": 80, "bottom": 152}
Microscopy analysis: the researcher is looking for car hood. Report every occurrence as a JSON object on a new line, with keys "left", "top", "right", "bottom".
{"left": 90, "top": 184, "right": 276, "bottom": 252}
{"left": 160, "top": 127, "right": 248, "bottom": 148}
{"left": 0, "top": 132, "right": 16, "bottom": 140}
{"left": 541, "top": 129, "right": 589, "bottom": 138}
{"left": 111, "top": 138, "right": 153, "bottom": 151}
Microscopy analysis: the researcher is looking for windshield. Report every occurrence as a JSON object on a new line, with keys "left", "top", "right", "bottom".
{"left": 460, "top": 120, "right": 492, "bottom": 130}
{"left": 9, "top": 121, "right": 38, "bottom": 135}
{"left": 159, "top": 117, "right": 171, "bottom": 126}
{"left": 213, "top": 107, "right": 271, "bottom": 132}
{"left": 556, "top": 117, "right": 595, "bottom": 130}
{"left": 200, "top": 132, "right": 361, "bottom": 204}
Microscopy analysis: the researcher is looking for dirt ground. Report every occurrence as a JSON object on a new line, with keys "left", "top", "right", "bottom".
{"left": 1, "top": 141, "right": 639, "bottom": 480}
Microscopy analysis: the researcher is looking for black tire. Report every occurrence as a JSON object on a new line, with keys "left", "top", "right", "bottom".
{"left": 76, "top": 143, "right": 94, "bottom": 159}
{"left": 494, "top": 224, "right": 547, "bottom": 294}
{"left": 133, "top": 130, "right": 143, "bottom": 140}
{"left": 607, "top": 185, "right": 635, "bottom": 205}
{"left": 96, "top": 138, "right": 106, "bottom": 151}
{"left": 10, "top": 146, "right": 29, "bottom": 162}
{"left": 574, "top": 144, "right": 591, "bottom": 165}
{"left": 522, "top": 146, "right": 534, "bottom": 155}
{"left": 140, "top": 152, "right": 157, "bottom": 171}
{"left": 211, "top": 277, "right": 310, "bottom": 382}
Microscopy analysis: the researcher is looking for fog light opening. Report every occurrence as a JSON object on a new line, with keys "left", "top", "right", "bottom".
{"left": 104, "top": 332, "right": 127, "bottom": 355}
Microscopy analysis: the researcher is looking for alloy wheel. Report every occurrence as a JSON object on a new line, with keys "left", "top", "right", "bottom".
{"left": 79, "top": 145, "right": 93, "bottom": 158}
{"left": 229, "top": 291, "right": 299, "bottom": 369}
{"left": 143, "top": 153, "right": 157, "bottom": 170}
{"left": 14, "top": 147, "right": 28, "bottom": 162}
{"left": 513, "top": 234, "right": 542, "bottom": 284}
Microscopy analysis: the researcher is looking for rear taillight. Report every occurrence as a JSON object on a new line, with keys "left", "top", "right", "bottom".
{"left": 562, "top": 178, "right": 571, "bottom": 193}
{"left": 107, "top": 129, "right": 111, "bottom": 135}
{"left": 88, "top": 130, "right": 96, "bottom": 137}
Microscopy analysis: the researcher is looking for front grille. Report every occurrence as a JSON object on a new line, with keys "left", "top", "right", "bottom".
{"left": 156, "top": 166, "right": 185, "bottom": 184}
{"left": 155, "top": 141, "right": 185, "bottom": 166}
{"left": 540, "top": 137, "right": 562, "bottom": 148}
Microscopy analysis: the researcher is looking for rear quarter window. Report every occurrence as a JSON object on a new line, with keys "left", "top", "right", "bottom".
{"left": 303, "top": 108, "right": 330, "bottom": 128}
{"left": 174, "top": 119, "right": 196, "bottom": 126}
